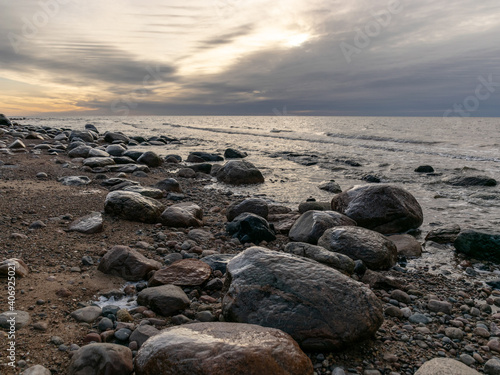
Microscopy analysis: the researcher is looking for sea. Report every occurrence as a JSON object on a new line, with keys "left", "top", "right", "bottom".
{"left": 22, "top": 115, "right": 500, "bottom": 278}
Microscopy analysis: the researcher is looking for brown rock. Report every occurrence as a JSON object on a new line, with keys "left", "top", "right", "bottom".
{"left": 98, "top": 245, "right": 162, "bottom": 281}
{"left": 388, "top": 234, "right": 422, "bottom": 257}
{"left": 414, "top": 358, "right": 480, "bottom": 375}
{"left": 160, "top": 202, "right": 203, "bottom": 228}
{"left": 149, "top": 259, "right": 212, "bottom": 287}
{"left": 0, "top": 258, "right": 29, "bottom": 277}
{"left": 137, "top": 285, "right": 190, "bottom": 316}
{"left": 68, "top": 343, "right": 133, "bottom": 375}
{"left": 428, "top": 300, "right": 453, "bottom": 315}
{"left": 134, "top": 322, "right": 313, "bottom": 375}
{"left": 361, "top": 269, "right": 405, "bottom": 291}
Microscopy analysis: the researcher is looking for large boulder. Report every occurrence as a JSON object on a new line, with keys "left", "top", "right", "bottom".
{"left": 454, "top": 230, "right": 500, "bottom": 262}
{"left": 98, "top": 245, "right": 162, "bottom": 281}
{"left": 425, "top": 224, "right": 461, "bottom": 244}
{"left": 284, "top": 242, "right": 355, "bottom": 275}
{"left": 120, "top": 185, "right": 164, "bottom": 199}
{"left": 68, "top": 145, "right": 92, "bottom": 158}
{"left": 155, "top": 178, "right": 182, "bottom": 193}
{"left": 134, "top": 322, "right": 313, "bottom": 375}
{"left": 216, "top": 160, "right": 264, "bottom": 185}
{"left": 414, "top": 358, "right": 480, "bottom": 375}
{"left": 388, "top": 234, "right": 422, "bottom": 257}
{"left": 222, "top": 247, "right": 383, "bottom": 351}
{"left": 104, "top": 191, "right": 164, "bottom": 223}
{"left": 69, "top": 130, "right": 95, "bottom": 143}
{"left": 149, "top": 259, "right": 212, "bottom": 287}
{"left": 330, "top": 184, "right": 423, "bottom": 234}
{"left": 160, "top": 202, "right": 203, "bottom": 227}
{"left": 226, "top": 213, "right": 276, "bottom": 245}
{"left": 187, "top": 151, "right": 224, "bottom": 162}
{"left": 224, "top": 148, "right": 247, "bottom": 159}
{"left": 288, "top": 210, "right": 356, "bottom": 245}
{"left": 226, "top": 198, "right": 269, "bottom": 222}
{"left": 0, "top": 114, "right": 12, "bottom": 126}
{"left": 104, "top": 131, "right": 129, "bottom": 144}
{"left": 137, "top": 285, "right": 190, "bottom": 316}
{"left": 67, "top": 343, "right": 133, "bottom": 375}
{"left": 318, "top": 226, "right": 398, "bottom": 270}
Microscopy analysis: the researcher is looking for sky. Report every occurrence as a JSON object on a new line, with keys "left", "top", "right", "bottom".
{"left": 0, "top": 0, "right": 499, "bottom": 117}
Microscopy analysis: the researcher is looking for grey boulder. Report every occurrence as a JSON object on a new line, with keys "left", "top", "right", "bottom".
{"left": 67, "top": 343, "right": 133, "bottom": 375}
{"left": 104, "top": 191, "right": 164, "bottom": 223}
{"left": 137, "top": 285, "right": 190, "bottom": 316}
{"left": 160, "top": 202, "right": 203, "bottom": 227}
{"left": 216, "top": 160, "right": 264, "bottom": 185}
{"left": 226, "top": 198, "right": 269, "bottom": 221}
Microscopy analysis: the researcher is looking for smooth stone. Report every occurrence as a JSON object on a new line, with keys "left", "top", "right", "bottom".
{"left": 82, "top": 157, "right": 116, "bottom": 168}
{"left": 69, "top": 212, "right": 103, "bottom": 234}
{"left": 226, "top": 212, "right": 276, "bottom": 245}
{"left": 70, "top": 306, "right": 102, "bottom": 323}
{"left": 104, "top": 191, "right": 165, "bottom": 223}
{"left": 388, "top": 234, "right": 422, "bottom": 257}
{"left": 67, "top": 343, "right": 133, "bottom": 375}
{"left": 58, "top": 176, "right": 91, "bottom": 186}
{"left": 0, "top": 258, "right": 29, "bottom": 277}
{"left": 120, "top": 185, "right": 164, "bottom": 199}
{"left": 484, "top": 358, "right": 500, "bottom": 375}
{"left": 134, "top": 322, "right": 313, "bottom": 375}
{"left": 414, "top": 358, "right": 480, "bottom": 375}
{"left": 155, "top": 178, "right": 182, "bottom": 193}
{"left": 226, "top": 198, "right": 269, "bottom": 222}
{"left": 137, "top": 285, "right": 190, "bottom": 316}
{"left": 216, "top": 160, "right": 264, "bottom": 185}
{"left": 129, "top": 324, "right": 160, "bottom": 348}
{"left": 149, "top": 259, "right": 212, "bottom": 287}
{"left": 160, "top": 202, "right": 203, "bottom": 228}
{"left": 318, "top": 180, "right": 342, "bottom": 193}
{"left": 0, "top": 310, "right": 31, "bottom": 329}
{"left": 455, "top": 230, "right": 500, "bottom": 263}
{"left": 200, "top": 254, "right": 235, "bottom": 274}
{"left": 444, "top": 175, "right": 496, "bottom": 187}
{"left": 224, "top": 148, "right": 247, "bottom": 159}
{"left": 428, "top": 300, "right": 453, "bottom": 315}
{"left": 409, "top": 313, "right": 431, "bottom": 325}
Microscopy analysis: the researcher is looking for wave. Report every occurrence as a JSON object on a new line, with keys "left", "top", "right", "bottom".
{"left": 325, "top": 132, "right": 440, "bottom": 145}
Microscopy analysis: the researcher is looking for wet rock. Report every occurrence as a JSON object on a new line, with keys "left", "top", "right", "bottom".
{"left": 120, "top": 185, "right": 164, "bottom": 199}
{"left": 70, "top": 306, "right": 102, "bottom": 323}
{"left": 226, "top": 198, "right": 269, "bottom": 221}
{"left": 289, "top": 210, "right": 356, "bottom": 245}
{"left": 226, "top": 213, "right": 276, "bottom": 245}
{"left": 58, "top": 176, "right": 91, "bottom": 186}
{"left": 104, "top": 191, "right": 164, "bottom": 223}
{"left": 98, "top": 245, "right": 162, "bottom": 281}
{"left": 0, "top": 310, "right": 31, "bottom": 329}
{"left": 160, "top": 202, "right": 203, "bottom": 227}
{"left": 187, "top": 151, "right": 223, "bottom": 162}
{"left": 83, "top": 157, "right": 116, "bottom": 168}
{"left": 415, "top": 165, "right": 434, "bottom": 173}
{"left": 106, "top": 144, "right": 127, "bottom": 156}
{"left": 0, "top": 258, "right": 29, "bottom": 277}
{"left": 149, "top": 259, "right": 212, "bottom": 287}
{"left": 318, "top": 180, "right": 342, "bottom": 193}
{"left": 69, "top": 212, "right": 103, "bottom": 234}
{"left": 318, "top": 226, "right": 397, "bottom": 270}
{"left": 138, "top": 151, "right": 163, "bottom": 168}
{"left": 216, "top": 160, "right": 264, "bottom": 185}
{"left": 104, "top": 132, "right": 129, "bottom": 144}
{"left": 134, "top": 322, "right": 313, "bottom": 375}
{"left": 155, "top": 178, "right": 182, "bottom": 193}
{"left": 224, "top": 148, "right": 248, "bottom": 159}
{"left": 388, "top": 234, "right": 422, "bottom": 257}
{"left": 455, "top": 230, "right": 500, "bottom": 262}
{"left": 298, "top": 201, "right": 331, "bottom": 213}
{"left": 21, "top": 365, "right": 51, "bottom": 375}
{"left": 284, "top": 242, "right": 355, "bottom": 275}
{"left": 68, "top": 343, "right": 133, "bottom": 375}
{"left": 425, "top": 224, "right": 461, "bottom": 243}
{"left": 330, "top": 184, "right": 423, "bottom": 234}
{"left": 222, "top": 247, "right": 383, "bottom": 351}
{"left": 188, "top": 163, "right": 212, "bottom": 174}
{"left": 444, "top": 175, "right": 497, "bottom": 187}
{"left": 129, "top": 325, "right": 160, "bottom": 348}
{"left": 137, "top": 285, "right": 190, "bottom": 316}
{"left": 414, "top": 358, "right": 480, "bottom": 375}
{"left": 69, "top": 130, "right": 95, "bottom": 143}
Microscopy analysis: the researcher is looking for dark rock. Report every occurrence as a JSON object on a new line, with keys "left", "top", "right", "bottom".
{"left": 98, "top": 245, "right": 162, "bottom": 281}
{"left": 362, "top": 174, "right": 381, "bottom": 183}
{"left": 222, "top": 247, "right": 383, "bottom": 351}
{"left": 188, "top": 163, "right": 212, "bottom": 174}
{"left": 138, "top": 151, "right": 163, "bottom": 168}
{"left": 388, "top": 234, "right": 422, "bottom": 257}
{"left": 415, "top": 165, "right": 434, "bottom": 173}
{"left": 216, "top": 160, "right": 264, "bottom": 185}
{"left": 226, "top": 213, "right": 276, "bottom": 244}
{"left": 289, "top": 210, "right": 356, "bottom": 245}
{"left": 123, "top": 150, "right": 143, "bottom": 161}
{"left": 200, "top": 254, "right": 235, "bottom": 274}
{"left": 106, "top": 144, "right": 127, "bottom": 156}
{"left": 88, "top": 148, "right": 110, "bottom": 158}
{"left": 318, "top": 180, "right": 342, "bottom": 193}
{"left": 120, "top": 185, "right": 164, "bottom": 199}
{"left": 226, "top": 198, "right": 269, "bottom": 222}
{"left": 134, "top": 322, "right": 313, "bottom": 375}
{"left": 85, "top": 124, "right": 99, "bottom": 133}
{"left": 224, "top": 148, "right": 248, "bottom": 159}
{"left": 160, "top": 202, "right": 203, "bottom": 227}
{"left": 69, "top": 130, "right": 95, "bottom": 143}
{"left": 104, "top": 191, "right": 164, "bottom": 223}
{"left": 129, "top": 325, "right": 160, "bottom": 348}
{"left": 165, "top": 154, "right": 182, "bottom": 163}
{"left": 177, "top": 168, "right": 196, "bottom": 178}
{"left": 149, "top": 259, "right": 212, "bottom": 287}
{"left": 0, "top": 310, "right": 31, "bottom": 329}
{"left": 67, "top": 343, "right": 133, "bottom": 375}
{"left": 361, "top": 269, "right": 405, "bottom": 290}
{"left": 0, "top": 114, "right": 12, "bottom": 126}
{"left": 104, "top": 132, "right": 129, "bottom": 144}
{"left": 8, "top": 139, "right": 26, "bottom": 149}
{"left": 137, "top": 285, "right": 190, "bottom": 316}
{"left": 454, "top": 230, "right": 500, "bottom": 262}
{"left": 187, "top": 151, "right": 224, "bottom": 162}
{"left": 284, "top": 242, "right": 355, "bottom": 275}
{"left": 0, "top": 258, "right": 29, "bottom": 277}
{"left": 70, "top": 306, "right": 102, "bottom": 323}
{"left": 318, "top": 226, "right": 397, "bottom": 270}
{"left": 444, "top": 175, "right": 497, "bottom": 187}
{"left": 298, "top": 201, "right": 331, "bottom": 213}
{"left": 425, "top": 224, "right": 461, "bottom": 243}
{"left": 68, "top": 145, "right": 92, "bottom": 158}
{"left": 331, "top": 184, "right": 423, "bottom": 234}
{"left": 69, "top": 212, "right": 103, "bottom": 234}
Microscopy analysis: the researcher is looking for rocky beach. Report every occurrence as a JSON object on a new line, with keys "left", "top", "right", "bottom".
{"left": 1, "top": 115, "right": 500, "bottom": 375}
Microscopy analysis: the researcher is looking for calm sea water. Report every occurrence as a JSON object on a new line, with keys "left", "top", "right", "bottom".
{"left": 24, "top": 116, "right": 500, "bottom": 238}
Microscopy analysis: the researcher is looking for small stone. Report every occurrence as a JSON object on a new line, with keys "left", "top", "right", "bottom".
{"left": 484, "top": 358, "right": 500, "bottom": 375}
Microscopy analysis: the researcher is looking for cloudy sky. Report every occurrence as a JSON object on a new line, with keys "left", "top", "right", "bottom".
{"left": 1, "top": 0, "right": 499, "bottom": 116}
